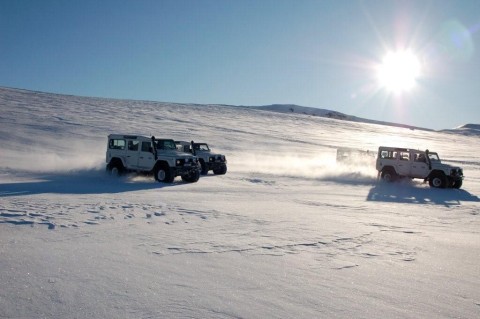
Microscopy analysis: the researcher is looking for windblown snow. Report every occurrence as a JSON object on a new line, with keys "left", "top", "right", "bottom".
{"left": 1, "top": 87, "right": 479, "bottom": 318}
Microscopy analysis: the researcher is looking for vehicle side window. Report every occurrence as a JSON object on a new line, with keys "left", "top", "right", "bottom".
{"left": 414, "top": 153, "right": 426, "bottom": 163}
{"left": 127, "top": 140, "right": 139, "bottom": 151}
{"left": 109, "top": 139, "right": 125, "bottom": 150}
{"left": 380, "top": 150, "right": 397, "bottom": 159}
{"left": 400, "top": 151, "right": 410, "bottom": 161}
{"left": 141, "top": 142, "right": 152, "bottom": 152}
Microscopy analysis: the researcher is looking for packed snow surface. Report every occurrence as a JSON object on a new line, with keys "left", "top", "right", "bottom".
{"left": 1, "top": 87, "right": 479, "bottom": 318}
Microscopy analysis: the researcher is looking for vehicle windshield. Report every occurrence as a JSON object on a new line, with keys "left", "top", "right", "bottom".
{"left": 194, "top": 143, "right": 210, "bottom": 151}
{"left": 428, "top": 152, "right": 440, "bottom": 161}
{"left": 155, "top": 139, "right": 177, "bottom": 150}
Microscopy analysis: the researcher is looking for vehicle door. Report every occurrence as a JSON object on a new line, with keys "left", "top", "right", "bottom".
{"left": 125, "top": 139, "right": 140, "bottom": 168}
{"left": 395, "top": 151, "right": 411, "bottom": 176}
{"left": 411, "top": 152, "right": 429, "bottom": 178}
{"left": 138, "top": 141, "right": 155, "bottom": 169}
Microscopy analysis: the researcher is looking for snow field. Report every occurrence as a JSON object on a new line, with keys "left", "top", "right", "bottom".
{"left": 1, "top": 87, "right": 479, "bottom": 318}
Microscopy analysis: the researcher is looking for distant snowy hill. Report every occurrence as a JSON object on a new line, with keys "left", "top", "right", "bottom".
{"left": 254, "top": 103, "right": 419, "bottom": 129}
{"left": 253, "top": 104, "right": 480, "bottom": 134}
{"left": 440, "top": 123, "right": 480, "bottom": 136}
{"left": 1, "top": 86, "right": 477, "bottom": 134}
{"left": 253, "top": 104, "right": 352, "bottom": 120}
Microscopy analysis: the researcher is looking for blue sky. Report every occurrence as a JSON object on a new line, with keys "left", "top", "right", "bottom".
{"left": 1, "top": 0, "right": 479, "bottom": 129}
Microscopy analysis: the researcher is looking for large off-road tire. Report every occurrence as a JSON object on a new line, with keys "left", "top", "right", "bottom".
{"left": 199, "top": 160, "right": 208, "bottom": 175}
{"left": 429, "top": 172, "right": 447, "bottom": 188}
{"left": 107, "top": 161, "right": 124, "bottom": 177}
{"left": 447, "top": 177, "right": 455, "bottom": 188}
{"left": 381, "top": 168, "right": 396, "bottom": 182}
{"left": 154, "top": 164, "right": 174, "bottom": 183}
{"left": 181, "top": 169, "right": 200, "bottom": 183}
{"left": 213, "top": 164, "right": 227, "bottom": 175}
{"left": 452, "top": 179, "right": 463, "bottom": 189}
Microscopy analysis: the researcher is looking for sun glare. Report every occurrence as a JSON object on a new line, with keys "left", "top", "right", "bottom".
{"left": 376, "top": 50, "right": 421, "bottom": 93}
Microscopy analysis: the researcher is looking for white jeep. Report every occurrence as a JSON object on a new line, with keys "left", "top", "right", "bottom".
{"left": 175, "top": 141, "right": 227, "bottom": 175}
{"left": 106, "top": 134, "right": 200, "bottom": 183}
{"left": 376, "top": 146, "right": 463, "bottom": 188}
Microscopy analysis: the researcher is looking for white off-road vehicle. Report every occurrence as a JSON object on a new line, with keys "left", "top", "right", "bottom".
{"left": 106, "top": 134, "right": 200, "bottom": 183}
{"left": 376, "top": 146, "right": 464, "bottom": 188}
{"left": 175, "top": 141, "right": 227, "bottom": 175}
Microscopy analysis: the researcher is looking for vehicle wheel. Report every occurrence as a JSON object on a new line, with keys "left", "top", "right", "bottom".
{"left": 452, "top": 179, "right": 463, "bottom": 189}
{"left": 213, "top": 164, "right": 227, "bottom": 175}
{"left": 381, "top": 168, "right": 396, "bottom": 182}
{"left": 181, "top": 169, "right": 200, "bottom": 183}
{"left": 154, "top": 165, "right": 174, "bottom": 183}
{"left": 446, "top": 177, "right": 455, "bottom": 188}
{"left": 199, "top": 160, "right": 208, "bottom": 175}
{"left": 107, "top": 162, "right": 124, "bottom": 177}
{"left": 429, "top": 172, "right": 446, "bottom": 188}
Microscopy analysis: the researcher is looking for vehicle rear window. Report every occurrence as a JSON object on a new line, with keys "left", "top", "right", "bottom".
{"left": 109, "top": 139, "right": 125, "bottom": 150}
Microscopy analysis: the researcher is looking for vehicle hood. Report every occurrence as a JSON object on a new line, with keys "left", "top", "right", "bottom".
{"left": 161, "top": 150, "right": 195, "bottom": 158}
{"left": 431, "top": 162, "right": 462, "bottom": 171}
{"left": 196, "top": 150, "right": 224, "bottom": 157}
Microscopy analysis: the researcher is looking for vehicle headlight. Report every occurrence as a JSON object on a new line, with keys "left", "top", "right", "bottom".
{"left": 209, "top": 157, "right": 214, "bottom": 162}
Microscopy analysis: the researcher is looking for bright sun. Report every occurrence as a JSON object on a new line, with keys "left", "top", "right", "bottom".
{"left": 376, "top": 50, "right": 421, "bottom": 93}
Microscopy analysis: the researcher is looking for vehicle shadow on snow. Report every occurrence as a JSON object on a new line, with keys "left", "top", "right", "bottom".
{"left": 366, "top": 180, "right": 480, "bottom": 206}
{"left": 0, "top": 169, "right": 186, "bottom": 197}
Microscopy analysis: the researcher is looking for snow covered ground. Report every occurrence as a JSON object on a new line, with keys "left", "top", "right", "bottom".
{"left": 1, "top": 87, "right": 479, "bottom": 318}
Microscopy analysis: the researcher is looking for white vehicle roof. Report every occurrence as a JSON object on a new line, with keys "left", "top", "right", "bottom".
{"left": 108, "top": 134, "right": 174, "bottom": 141}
